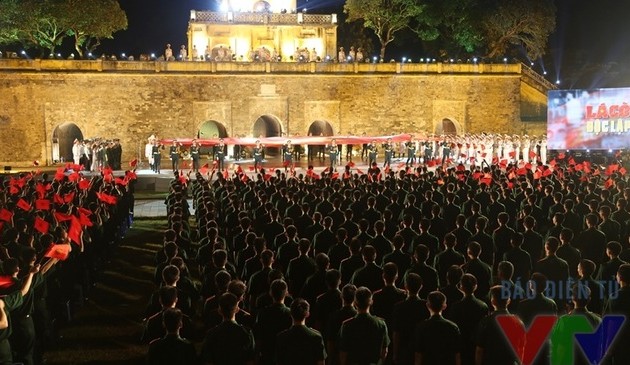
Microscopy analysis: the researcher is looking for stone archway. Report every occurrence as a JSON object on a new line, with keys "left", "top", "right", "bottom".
{"left": 198, "top": 120, "right": 229, "bottom": 155}
{"left": 52, "top": 123, "right": 83, "bottom": 163}
{"left": 307, "top": 120, "right": 334, "bottom": 137}
{"left": 198, "top": 120, "right": 229, "bottom": 139}
{"left": 253, "top": 115, "right": 283, "bottom": 155}
{"left": 434, "top": 117, "right": 462, "bottom": 136}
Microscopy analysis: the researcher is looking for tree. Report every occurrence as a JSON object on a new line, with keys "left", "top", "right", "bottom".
{"left": 337, "top": 19, "right": 375, "bottom": 58}
{"left": 482, "top": 0, "right": 556, "bottom": 60}
{"left": 19, "top": 0, "right": 68, "bottom": 56}
{"left": 0, "top": 0, "right": 22, "bottom": 45}
{"left": 344, "top": 0, "right": 424, "bottom": 61}
{"left": 64, "top": 0, "right": 128, "bottom": 58}
{"left": 412, "top": 0, "right": 484, "bottom": 55}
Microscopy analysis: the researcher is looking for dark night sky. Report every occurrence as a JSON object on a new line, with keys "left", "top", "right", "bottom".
{"left": 94, "top": 0, "right": 630, "bottom": 88}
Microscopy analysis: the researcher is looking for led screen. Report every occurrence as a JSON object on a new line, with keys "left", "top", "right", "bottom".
{"left": 547, "top": 88, "right": 630, "bottom": 150}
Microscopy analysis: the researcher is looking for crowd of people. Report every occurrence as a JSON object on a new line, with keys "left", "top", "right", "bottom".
{"left": 0, "top": 163, "right": 135, "bottom": 364}
{"left": 70, "top": 138, "right": 123, "bottom": 172}
{"left": 146, "top": 148, "right": 630, "bottom": 365}
{"left": 144, "top": 133, "right": 552, "bottom": 176}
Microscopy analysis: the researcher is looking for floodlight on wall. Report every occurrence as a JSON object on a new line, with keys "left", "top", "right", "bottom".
{"left": 297, "top": 12, "right": 303, "bottom": 24}
{"left": 227, "top": 12, "right": 234, "bottom": 22}
{"left": 332, "top": 14, "right": 337, "bottom": 24}
{"left": 190, "top": 10, "right": 196, "bottom": 21}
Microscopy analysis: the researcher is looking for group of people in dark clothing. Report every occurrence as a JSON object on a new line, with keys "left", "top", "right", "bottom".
{"left": 147, "top": 156, "right": 630, "bottom": 365}
{"left": 0, "top": 166, "right": 135, "bottom": 365}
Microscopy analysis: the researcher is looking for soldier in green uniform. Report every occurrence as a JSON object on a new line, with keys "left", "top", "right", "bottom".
{"left": 253, "top": 140, "right": 264, "bottom": 173}
{"left": 276, "top": 298, "right": 327, "bottom": 365}
{"left": 368, "top": 141, "right": 378, "bottom": 167}
{"left": 169, "top": 141, "right": 180, "bottom": 172}
{"left": 339, "top": 287, "right": 390, "bottom": 365}
{"left": 405, "top": 139, "right": 416, "bottom": 167}
{"left": 190, "top": 140, "right": 200, "bottom": 172}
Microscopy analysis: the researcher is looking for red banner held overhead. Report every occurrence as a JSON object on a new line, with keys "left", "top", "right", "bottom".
{"left": 160, "top": 133, "right": 415, "bottom": 147}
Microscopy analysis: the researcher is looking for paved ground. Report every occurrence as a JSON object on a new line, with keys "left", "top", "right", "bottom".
{"left": 134, "top": 199, "right": 195, "bottom": 218}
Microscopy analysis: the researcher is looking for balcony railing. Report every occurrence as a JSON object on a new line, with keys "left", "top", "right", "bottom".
{"left": 193, "top": 11, "right": 333, "bottom": 25}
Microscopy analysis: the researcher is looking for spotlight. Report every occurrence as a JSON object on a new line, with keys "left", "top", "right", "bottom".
{"left": 88, "top": 52, "right": 93, "bottom": 58}
{"left": 20, "top": 50, "right": 26, "bottom": 55}
{"left": 449, "top": 58, "right": 454, "bottom": 63}
{"left": 56, "top": 53, "right": 62, "bottom": 59}
{"left": 609, "top": 149, "right": 613, "bottom": 153}
{"left": 402, "top": 57, "right": 406, "bottom": 63}
{"left": 347, "top": 56, "right": 351, "bottom": 61}
{"left": 555, "top": 80, "right": 561, "bottom": 85}
{"left": 420, "top": 58, "right": 424, "bottom": 62}
{"left": 503, "top": 57, "right": 508, "bottom": 63}
{"left": 586, "top": 149, "right": 590, "bottom": 153}
{"left": 432, "top": 59, "right": 436, "bottom": 62}
{"left": 530, "top": 62, "right": 534, "bottom": 66}
{"left": 373, "top": 56, "right": 377, "bottom": 62}
{"left": 543, "top": 71, "right": 547, "bottom": 75}
{"left": 121, "top": 53, "right": 126, "bottom": 58}
{"left": 473, "top": 57, "right": 478, "bottom": 63}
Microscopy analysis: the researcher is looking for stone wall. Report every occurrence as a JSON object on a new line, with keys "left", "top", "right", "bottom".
{"left": 0, "top": 60, "right": 542, "bottom": 166}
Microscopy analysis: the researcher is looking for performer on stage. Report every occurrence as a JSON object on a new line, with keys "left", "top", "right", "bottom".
{"left": 328, "top": 139, "right": 340, "bottom": 169}
{"left": 406, "top": 139, "right": 417, "bottom": 166}
{"left": 190, "top": 140, "right": 200, "bottom": 172}
{"left": 362, "top": 132, "right": 369, "bottom": 161}
{"left": 233, "top": 135, "right": 241, "bottom": 161}
{"left": 215, "top": 138, "right": 226, "bottom": 171}
{"left": 145, "top": 135, "right": 155, "bottom": 171}
{"left": 169, "top": 141, "right": 180, "bottom": 172}
{"left": 152, "top": 140, "right": 162, "bottom": 173}
{"left": 72, "top": 139, "right": 83, "bottom": 165}
{"left": 253, "top": 140, "right": 264, "bottom": 173}
{"left": 423, "top": 141, "right": 433, "bottom": 164}
{"left": 383, "top": 138, "right": 393, "bottom": 168}
{"left": 368, "top": 140, "right": 378, "bottom": 166}
{"left": 441, "top": 139, "right": 451, "bottom": 163}
{"left": 346, "top": 134, "right": 353, "bottom": 161}
{"left": 283, "top": 140, "right": 293, "bottom": 172}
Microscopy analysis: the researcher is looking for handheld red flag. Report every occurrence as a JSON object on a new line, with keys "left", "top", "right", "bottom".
{"left": 0, "top": 276, "right": 15, "bottom": 289}
{"left": 68, "top": 216, "right": 82, "bottom": 245}
{"left": 64, "top": 192, "right": 75, "bottom": 204}
{"left": 79, "top": 212, "right": 93, "bottom": 227}
{"left": 35, "top": 199, "right": 50, "bottom": 211}
{"left": 78, "top": 179, "right": 90, "bottom": 190}
{"left": 54, "top": 212, "right": 73, "bottom": 222}
{"left": 17, "top": 199, "right": 31, "bottom": 211}
{"left": 0, "top": 209, "right": 13, "bottom": 222}
{"left": 44, "top": 244, "right": 71, "bottom": 261}
{"left": 34, "top": 216, "right": 50, "bottom": 234}
{"left": 129, "top": 159, "right": 138, "bottom": 168}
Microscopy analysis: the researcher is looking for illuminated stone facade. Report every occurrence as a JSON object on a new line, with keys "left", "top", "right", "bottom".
{"left": 188, "top": 0, "right": 337, "bottom": 62}
{"left": 0, "top": 59, "right": 549, "bottom": 166}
